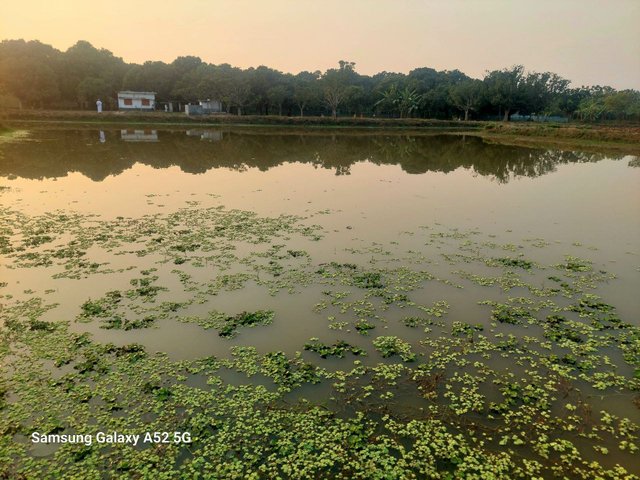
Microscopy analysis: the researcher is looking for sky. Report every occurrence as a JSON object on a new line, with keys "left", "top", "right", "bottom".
{"left": 1, "top": 0, "right": 638, "bottom": 89}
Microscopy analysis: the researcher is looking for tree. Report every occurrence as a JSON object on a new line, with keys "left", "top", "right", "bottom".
{"left": 421, "top": 85, "right": 451, "bottom": 119}
{"left": 550, "top": 87, "right": 590, "bottom": 119}
{"left": 522, "top": 72, "right": 569, "bottom": 116}
{"left": 375, "top": 85, "right": 400, "bottom": 116}
{"left": 576, "top": 96, "right": 607, "bottom": 121}
{"left": 376, "top": 86, "right": 421, "bottom": 118}
{"left": 449, "top": 79, "right": 483, "bottom": 121}
{"left": 0, "top": 83, "right": 21, "bottom": 111}
{"left": 217, "top": 67, "right": 252, "bottom": 115}
{"left": 77, "top": 77, "right": 112, "bottom": 109}
{"left": 267, "top": 84, "right": 290, "bottom": 116}
{"left": 293, "top": 71, "right": 320, "bottom": 117}
{"left": 61, "top": 41, "right": 126, "bottom": 107}
{"left": 0, "top": 40, "right": 63, "bottom": 108}
{"left": 0, "top": 57, "right": 59, "bottom": 108}
{"left": 321, "top": 61, "right": 358, "bottom": 118}
{"left": 122, "top": 61, "right": 176, "bottom": 101}
{"left": 396, "top": 87, "right": 421, "bottom": 118}
{"left": 484, "top": 65, "right": 526, "bottom": 121}
{"left": 249, "top": 66, "right": 282, "bottom": 115}
{"left": 171, "top": 63, "right": 209, "bottom": 102}
{"left": 371, "top": 72, "right": 405, "bottom": 116}
{"left": 604, "top": 90, "right": 640, "bottom": 120}
{"left": 1, "top": 37, "right": 638, "bottom": 123}
{"left": 171, "top": 56, "right": 202, "bottom": 73}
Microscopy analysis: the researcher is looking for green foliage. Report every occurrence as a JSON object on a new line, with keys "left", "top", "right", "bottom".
{"left": 303, "top": 338, "right": 366, "bottom": 358}
{"left": 576, "top": 89, "right": 640, "bottom": 121}
{"left": 355, "top": 319, "right": 376, "bottom": 334}
{"left": 493, "top": 257, "right": 534, "bottom": 270}
{"left": 484, "top": 65, "right": 527, "bottom": 121}
{"left": 217, "top": 310, "right": 275, "bottom": 338}
{"left": 485, "top": 302, "right": 533, "bottom": 325}
{"left": 0, "top": 38, "right": 637, "bottom": 120}
{"left": 449, "top": 79, "right": 484, "bottom": 120}
{"left": 373, "top": 336, "right": 416, "bottom": 362}
{"left": 1, "top": 200, "right": 639, "bottom": 478}
{"left": 352, "top": 271, "right": 384, "bottom": 289}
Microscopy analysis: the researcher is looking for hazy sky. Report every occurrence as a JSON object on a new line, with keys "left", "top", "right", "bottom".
{"left": 1, "top": 0, "right": 638, "bottom": 89}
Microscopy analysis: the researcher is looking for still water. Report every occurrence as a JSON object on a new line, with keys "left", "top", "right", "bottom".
{"left": 2, "top": 128, "right": 638, "bottom": 315}
{"left": 1, "top": 127, "right": 639, "bottom": 474}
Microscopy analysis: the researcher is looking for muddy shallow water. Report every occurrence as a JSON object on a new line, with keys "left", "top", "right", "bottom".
{"left": 1, "top": 128, "right": 639, "bottom": 477}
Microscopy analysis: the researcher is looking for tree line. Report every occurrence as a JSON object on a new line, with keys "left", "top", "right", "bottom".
{"left": 1, "top": 39, "right": 638, "bottom": 121}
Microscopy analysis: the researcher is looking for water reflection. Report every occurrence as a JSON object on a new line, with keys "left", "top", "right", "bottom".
{"left": 0, "top": 129, "right": 629, "bottom": 182}
{"left": 120, "top": 129, "right": 158, "bottom": 142}
{"left": 186, "top": 129, "right": 223, "bottom": 142}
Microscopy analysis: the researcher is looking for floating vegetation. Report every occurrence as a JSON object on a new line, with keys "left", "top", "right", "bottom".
{"left": 75, "top": 276, "right": 179, "bottom": 330}
{"left": 180, "top": 309, "right": 275, "bottom": 338}
{"left": 303, "top": 338, "right": 366, "bottom": 358}
{"left": 492, "top": 256, "right": 534, "bottom": 270}
{"left": 373, "top": 336, "right": 416, "bottom": 362}
{"left": 558, "top": 255, "right": 593, "bottom": 272}
{"left": 1, "top": 202, "right": 638, "bottom": 478}
{"left": 217, "top": 310, "right": 275, "bottom": 338}
{"left": 482, "top": 301, "right": 535, "bottom": 325}
{"left": 354, "top": 319, "right": 375, "bottom": 334}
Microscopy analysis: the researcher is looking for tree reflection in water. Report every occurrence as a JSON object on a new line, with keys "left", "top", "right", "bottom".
{"left": 0, "top": 128, "right": 631, "bottom": 183}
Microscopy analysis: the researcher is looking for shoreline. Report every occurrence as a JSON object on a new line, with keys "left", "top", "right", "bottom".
{"left": 2, "top": 111, "right": 639, "bottom": 154}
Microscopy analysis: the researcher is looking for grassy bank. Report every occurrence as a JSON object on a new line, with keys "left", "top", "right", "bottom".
{"left": 462, "top": 123, "right": 640, "bottom": 154}
{"left": 2, "top": 109, "right": 472, "bottom": 129}
{"left": 3, "top": 110, "right": 639, "bottom": 153}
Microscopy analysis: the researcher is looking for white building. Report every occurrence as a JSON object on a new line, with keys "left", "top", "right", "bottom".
{"left": 185, "top": 99, "right": 224, "bottom": 115}
{"left": 117, "top": 91, "right": 156, "bottom": 110}
{"left": 199, "top": 100, "right": 222, "bottom": 113}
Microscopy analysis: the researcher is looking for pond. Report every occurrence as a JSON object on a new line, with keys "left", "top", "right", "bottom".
{"left": 1, "top": 127, "right": 639, "bottom": 478}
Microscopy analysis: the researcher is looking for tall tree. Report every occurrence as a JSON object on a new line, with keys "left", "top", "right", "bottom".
{"left": 522, "top": 72, "right": 570, "bottom": 116}
{"left": 321, "top": 61, "right": 358, "bottom": 118}
{"left": 250, "top": 66, "right": 282, "bottom": 115}
{"left": 62, "top": 41, "right": 126, "bottom": 108}
{"left": 449, "top": 79, "right": 483, "bottom": 121}
{"left": 0, "top": 57, "right": 60, "bottom": 108}
{"left": 484, "top": 65, "right": 526, "bottom": 121}
{"left": 122, "top": 61, "right": 176, "bottom": 101}
{"left": 77, "top": 77, "right": 113, "bottom": 109}
{"left": 0, "top": 40, "right": 62, "bottom": 108}
{"left": 293, "top": 71, "right": 320, "bottom": 117}
{"left": 267, "top": 83, "right": 291, "bottom": 116}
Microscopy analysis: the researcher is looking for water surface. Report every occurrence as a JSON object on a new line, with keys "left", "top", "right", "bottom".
{"left": 1, "top": 128, "right": 639, "bottom": 476}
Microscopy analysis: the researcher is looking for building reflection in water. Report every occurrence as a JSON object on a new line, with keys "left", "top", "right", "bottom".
{"left": 186, "top": 130, "right": 223, "bottom": 142}
{"left": 120, "top": 130, "right": 159, "bottom": 142}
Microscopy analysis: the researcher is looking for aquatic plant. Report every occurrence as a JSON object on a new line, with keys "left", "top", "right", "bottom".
{"left": 373, "top": 336, "right": 416, "bottom": 362}
{"left": 304, "top": 338, "right": 366, "bottom": 358}
{"left": 1, "top": 203, "right": 638, "bottom": 478}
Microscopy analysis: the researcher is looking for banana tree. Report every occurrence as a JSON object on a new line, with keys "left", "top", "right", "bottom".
{"left": 396, "top": 87, "right": 421, "bottom": 118}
